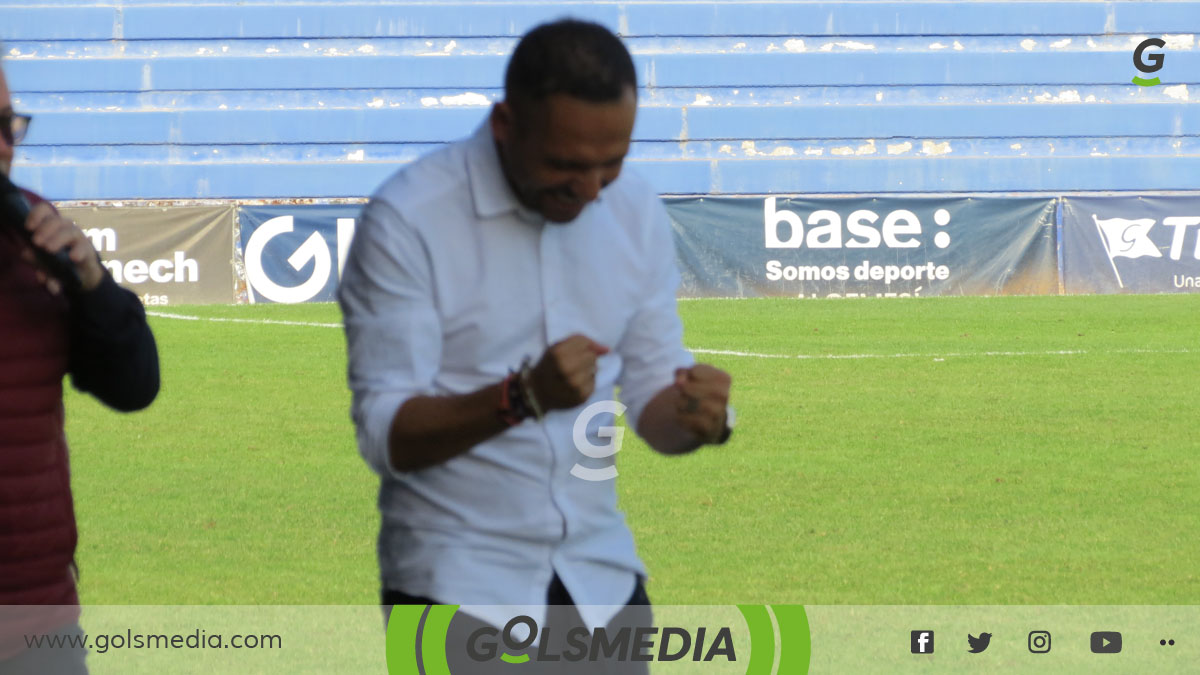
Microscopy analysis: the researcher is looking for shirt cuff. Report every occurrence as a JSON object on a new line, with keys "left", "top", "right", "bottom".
{"left": 359, "top": 390, "right": 423, "bottom": 480}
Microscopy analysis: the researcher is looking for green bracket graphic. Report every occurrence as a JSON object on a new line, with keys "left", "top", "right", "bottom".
{"left": 739, "top": 604, "right": 811, "bottom": 675}
{"left": 771, "top": 605, "right": 812, "bottom": 675}
{"left": 386, "top": 604, "right": 459, "bottom": 675}
{"left": 738, "top": 605, "right": 775, "bottom": 675}
{"left": 421, "top": 605, "right": 459, "bottom": 675}
{"left": 1132, "top": 76, "right": 1161, "bottom": 87}
{"left": 385, "top": 605, "right": 426, "bottom": 674}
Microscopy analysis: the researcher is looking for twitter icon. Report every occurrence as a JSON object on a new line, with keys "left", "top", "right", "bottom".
{"left": 968, "top": 633, "right": 993, "bottom": 653}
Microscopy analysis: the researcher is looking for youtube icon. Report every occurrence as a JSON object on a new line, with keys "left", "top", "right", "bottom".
{"left": 1091, "top": 632, "right": 1122, "bottom": 654}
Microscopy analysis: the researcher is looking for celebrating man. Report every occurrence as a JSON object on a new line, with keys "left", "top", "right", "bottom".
{"left": 339, "top": 19, "right": 734, "bottom": 671}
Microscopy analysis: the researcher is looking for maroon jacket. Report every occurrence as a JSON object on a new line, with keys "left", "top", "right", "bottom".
{"left": 0, "top": 189, "right": 159, "bottom": 660}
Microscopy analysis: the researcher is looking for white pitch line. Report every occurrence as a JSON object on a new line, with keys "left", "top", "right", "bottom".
{"left": 146, "top": 311, "right": 342, "bottom": 328}
{"left": 690, "top": 347, "right": 1092, "bottom": 360}
{"left": 691, "top": 347, "right": 1194, "bottom": 360}
{"left": 144, "top": 313, "right": 1193, "bottom": 360}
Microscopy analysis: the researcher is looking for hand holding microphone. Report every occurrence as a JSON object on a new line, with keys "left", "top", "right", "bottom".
{"left": 1, "top": 172, "right": 103, "bottom": 293}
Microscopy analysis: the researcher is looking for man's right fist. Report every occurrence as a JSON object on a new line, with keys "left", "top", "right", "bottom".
{"left": 529, "top": 334, "right": 610, "bottom": 411}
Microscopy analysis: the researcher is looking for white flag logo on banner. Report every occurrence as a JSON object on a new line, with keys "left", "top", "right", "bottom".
{"left": 1092, "top": 215, "right": 1162, "bottom": 260}
{"left": 1092, "top": 214, "right": 1162, "bottom": 288}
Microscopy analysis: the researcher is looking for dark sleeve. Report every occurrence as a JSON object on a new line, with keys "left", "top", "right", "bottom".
{"left": 67, "top": 273, "right": 160, "bottom": 412}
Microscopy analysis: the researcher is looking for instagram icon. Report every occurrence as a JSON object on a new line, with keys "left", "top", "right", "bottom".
{"left": 1028, "top": 631, "right": 1051, "bottom": 654}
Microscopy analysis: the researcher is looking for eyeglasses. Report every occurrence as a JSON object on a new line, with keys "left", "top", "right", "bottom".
{"left": 1, "top": 112, "right": 32, "bottom": 147}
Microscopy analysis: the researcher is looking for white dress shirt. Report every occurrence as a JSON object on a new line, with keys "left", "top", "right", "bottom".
{"left": 338, "top": 122, "right": 694, "bottom": 631}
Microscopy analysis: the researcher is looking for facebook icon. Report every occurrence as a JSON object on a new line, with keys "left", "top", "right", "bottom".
{"left": 911, "top": 630, "right": 935, "bottom": 654}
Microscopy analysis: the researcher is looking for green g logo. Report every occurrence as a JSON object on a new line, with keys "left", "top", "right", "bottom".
{"left": 1132, "top": 37, "right": 1165, "bottom": 86}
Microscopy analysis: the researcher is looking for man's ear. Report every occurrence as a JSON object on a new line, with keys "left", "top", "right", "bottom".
{"left": 490, "top": 101, "right": 513, "bottom": 146}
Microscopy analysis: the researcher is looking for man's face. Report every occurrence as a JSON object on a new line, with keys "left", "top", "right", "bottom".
{"left": 491, "top": 87, "right": 636, "bottom": 223}
{"left": 0, "top": 66, "right": 13, "bottom": 176}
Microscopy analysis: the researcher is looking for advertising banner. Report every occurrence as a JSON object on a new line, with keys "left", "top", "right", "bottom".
{"left": 60, "top": 204, "right": 236, "bottom": 305}
{"left": 238, "top": 205, "right": 362, "bottom": 304}
{"left": 1061, "top": 196, "right": 1200, "bottom": 294}
{"left": 664, "top": 197, "right": 1058, "bottom": 298}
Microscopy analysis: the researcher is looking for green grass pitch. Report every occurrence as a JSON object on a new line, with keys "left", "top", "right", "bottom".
{"left": 64, "top": 295, "right": 1200, "bottom": 606}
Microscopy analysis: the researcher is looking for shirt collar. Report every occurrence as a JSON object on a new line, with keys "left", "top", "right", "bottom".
{"left": 466, "top": 122, "right": 543, "bottom": 225}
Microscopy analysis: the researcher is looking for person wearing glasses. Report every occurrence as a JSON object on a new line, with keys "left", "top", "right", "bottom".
{"left": 1, "top": 51, "right": 159, "bottom": 675}
{"left": 339, "top": 20, "right": 734, "bottom": 672}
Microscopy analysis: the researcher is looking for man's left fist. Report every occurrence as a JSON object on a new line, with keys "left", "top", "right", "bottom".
{"left": 674, "top": 364, "right": 732, "bottom": 444}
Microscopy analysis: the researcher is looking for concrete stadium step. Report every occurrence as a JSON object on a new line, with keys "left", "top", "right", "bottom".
{"left": 7, "top": 36, "right": 1199, "bottom": 92}
{"left": 11, "top": 82, "right": 1190, "bottom": 112}
{"left": 19, "top": 137, "right": 1200, "bottom": 163}
{"left": 14, "top": 140, "right": 1200, "bottom": 199}
{"left": 13, "top": 100, "right": 1199, "bottom": 146}
{"left": 4, "top": 1, "right": 1199, "bottom": 40}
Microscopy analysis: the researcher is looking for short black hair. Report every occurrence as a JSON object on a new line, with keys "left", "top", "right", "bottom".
{"left": 504, "top": 19, "right": 637, "bottom": 105}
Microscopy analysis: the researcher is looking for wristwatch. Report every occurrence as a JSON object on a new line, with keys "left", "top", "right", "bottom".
{"left": 716, "top": 404, "right": 736, "bottom": 444}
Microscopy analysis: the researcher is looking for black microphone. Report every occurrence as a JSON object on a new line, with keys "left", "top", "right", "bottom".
{"left": 0, "top": 172, "right": 82, "bottom": 291}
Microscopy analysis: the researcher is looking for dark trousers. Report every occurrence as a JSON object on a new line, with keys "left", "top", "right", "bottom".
{"left": 383, "top": 575, "right": 652, "bottom": 674}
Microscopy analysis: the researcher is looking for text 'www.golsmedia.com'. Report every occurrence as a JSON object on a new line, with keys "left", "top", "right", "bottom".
{"left": 25, "top": 630, "right": 282, "bottom": 654}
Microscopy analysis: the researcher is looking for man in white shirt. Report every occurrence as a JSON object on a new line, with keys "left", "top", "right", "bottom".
{"left": 339, "top": 19, "right": 734, "bottom": 672}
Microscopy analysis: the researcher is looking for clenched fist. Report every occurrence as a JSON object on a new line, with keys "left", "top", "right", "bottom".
{"left": 674, "top": 364, "right": 732, "bottom": 444}
{"left": 529, "top": 334, "right": 610, "bottom": 411}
